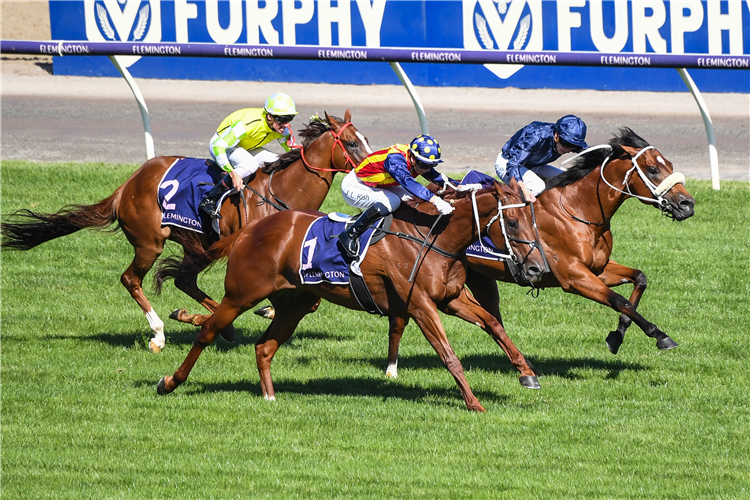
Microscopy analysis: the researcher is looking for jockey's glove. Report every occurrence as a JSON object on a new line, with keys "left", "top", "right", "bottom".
{"left": 432, "top": 197, "right": 455, "bottom": 216}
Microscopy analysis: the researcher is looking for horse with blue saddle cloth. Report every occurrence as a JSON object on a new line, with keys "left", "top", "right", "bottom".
{"left": 154, "top": 178, "right": 548, "bottom": 411}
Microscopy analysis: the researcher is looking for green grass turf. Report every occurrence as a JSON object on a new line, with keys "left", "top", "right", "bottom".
{"left": 1, "top": 160, "right": 748, "bottom": 499}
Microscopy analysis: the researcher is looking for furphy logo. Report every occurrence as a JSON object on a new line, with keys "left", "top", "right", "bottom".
{"left": 84, "top": 0, "right": 161, "bottom": 43}
{"left": 462, "top": 0, "right": 543, "bottom": 79}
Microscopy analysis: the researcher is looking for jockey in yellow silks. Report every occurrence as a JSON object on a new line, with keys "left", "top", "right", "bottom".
{"left": 199, "top": 92, "right": 298, "bottom": 220}
{"left": 338, "top": 135, "right": 454, "bottom": 257}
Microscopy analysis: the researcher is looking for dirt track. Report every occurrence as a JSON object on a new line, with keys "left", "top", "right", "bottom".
{"left": 1, "top": 1, "right": 748, "bottom": 181}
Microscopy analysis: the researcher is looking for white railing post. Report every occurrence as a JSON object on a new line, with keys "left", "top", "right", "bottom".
{"left": 677, "top": 68, "right": 720, "bottom": 190}
{"left": 109, "top": 55, "right": 155, "bottom": 160}
{"left": 389, "top": 62, "right": 429, "bottom": 135}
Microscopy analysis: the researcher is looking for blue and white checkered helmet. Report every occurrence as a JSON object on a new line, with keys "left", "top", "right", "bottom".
{"left": 409, "top": 135, "right": 443, "bottom": 165}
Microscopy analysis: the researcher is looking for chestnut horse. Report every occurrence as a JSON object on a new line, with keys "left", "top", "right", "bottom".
{"left": 384, "top": 128, "right": 696, "bottom": 378}
{"left": 0, "top": 111, "right": 371, "bottom": 352}
{"left": 154, "top": 180, "right": 547, "bottom": 412}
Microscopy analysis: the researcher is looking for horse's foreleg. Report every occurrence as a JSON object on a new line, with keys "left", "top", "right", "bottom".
{"left": 386, "top": 316, "right": 409, "bottom": 378}
{"left": 409, "top": 305, "right": 485, "bottom": 412}
{"left": 158, "top": 299, "right": 244, "bottom": 395}
{"left": 597, "top": 260, "right": 648, "bottom": 354}
{"left": 121, "top": 246, "right": 165, "bottom": 353}
{"left": 443, "top": 288, "right": 540, "bottom": 388}
{"left": 560, "top": 268, "right": 676, "bottom": 353}
{"left": 465, "top": 267, "right": 505, "bottom": 327}
{"left": 255, "top": 292, "right": 320, "bottom": 401}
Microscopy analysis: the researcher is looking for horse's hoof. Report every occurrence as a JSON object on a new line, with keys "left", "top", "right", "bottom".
{"left": 253, "top": 306, "right": 275, "bottom": 320}
{"left": 157, "top": 377, "right": 172, "bottom": 395}
{"left": 519, "top": 376, "right": 541, "bottom": 389}
{"left": 656, "top": 336, "right": 679, "bottom": 350}
{"left": 219, "top": 324, "right": 236, "bottom": 343}
{"left": 606, "top": 331, "right": 623, "bottom": 355}
{"left": 169, "top": 308, "right": 187, "bottom": 321}
{"left": 148, "top": 340, "right": 163, "bottom": 354}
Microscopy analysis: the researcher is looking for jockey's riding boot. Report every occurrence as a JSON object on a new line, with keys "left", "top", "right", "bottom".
{"left": 199, "top": 173, "right": 233, "bottom": 220}
{"left": 338, "top": 202, "right": 390, "bottom": 258}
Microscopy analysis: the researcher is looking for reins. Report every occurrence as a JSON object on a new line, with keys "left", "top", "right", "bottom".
{"left": 290, "top": 122, "right": 358, "bottom": 174}
{"left": 246, "top": 119, "right": 361, "bottom": 212}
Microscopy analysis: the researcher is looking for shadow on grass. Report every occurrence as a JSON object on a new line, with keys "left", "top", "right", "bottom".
{"left": 137, "top": 375, "right": 510, "bottom": 408}
{"left": 373, "top": 353, "right": 647, "bottom": 380}
{"left": 72, "top": 327, "right": 358, "bottom": 351}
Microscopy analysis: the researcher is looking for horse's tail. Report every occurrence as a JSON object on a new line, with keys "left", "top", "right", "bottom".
{"left": 154, "top": 229, "right": 243, "bottom": 295}
{"left": 1, "top": 186, "right": 123, "bottom": 251}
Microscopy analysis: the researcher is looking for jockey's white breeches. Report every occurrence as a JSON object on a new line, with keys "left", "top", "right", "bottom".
{"left": 209, "top": 136, "right": 279, "bottom": 178}
{"left": 341, "top": 170, "right": 410, "bottom": 212}
{"left": 495, "top": 153, "right": 563, "bottom": 196}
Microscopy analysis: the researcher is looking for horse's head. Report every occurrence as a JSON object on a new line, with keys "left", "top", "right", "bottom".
{"left": 484, "top": 179, "right": 548, "bottom": 284}
{"left": 324, "top": 110, "right": 373, "bottom": 172}
{"left": 618, "top": 143, "right": 695, "bottom": 221}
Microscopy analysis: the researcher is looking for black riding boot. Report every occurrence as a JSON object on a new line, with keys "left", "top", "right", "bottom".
{"left": 338, "top": 203, "right": 390, "bottom": 258}
{"left": 199, "top": 173, "right": 233, "bottom": 220}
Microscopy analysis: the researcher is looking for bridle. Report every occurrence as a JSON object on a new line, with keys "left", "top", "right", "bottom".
{"left": 560, "top": 144, "right": 687, "bottom": 224}
{"left": 290, "top": 122, "right": 361, "bottom": 174}
{"left": 600, "top": 145, "right": 686, "bottom": 213}
{"left": 476, "top": 189, "right": 550, "bottom": 283}
{"left": 440, "top": 179, "right": 550, "bottom": 285}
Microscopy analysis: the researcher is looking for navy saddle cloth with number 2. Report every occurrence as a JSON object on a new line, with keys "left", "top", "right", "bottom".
{"left": 157, "top": 157, "right": 225, "bottom": 234}
{"left": 299, "top": 214, "right": 384, "bottom": 285}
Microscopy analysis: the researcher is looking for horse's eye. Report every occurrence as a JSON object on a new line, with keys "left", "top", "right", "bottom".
{"left": 507, "top": 219, "right": 518, "bottom": 230}
{"left": 347, "top": 141, "right": 359, "bottom": 149}
{"left": 647, "top": 166, "right": 658, "bottom": 176}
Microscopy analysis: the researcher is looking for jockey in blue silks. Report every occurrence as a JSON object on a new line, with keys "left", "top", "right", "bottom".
{"left": 495, "top": 115, "right": 588, "bottom": 202}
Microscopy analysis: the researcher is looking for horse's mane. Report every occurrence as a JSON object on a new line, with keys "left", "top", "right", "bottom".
{"left": 261, "top": 115, "right": 344, "bottom": 174}
{"left": 545, "top": 127, "right": 650, "bottom": 189}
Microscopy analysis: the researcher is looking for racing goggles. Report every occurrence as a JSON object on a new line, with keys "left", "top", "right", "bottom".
{"left": 272, "top": 114, "right": 295, "bottom": 125}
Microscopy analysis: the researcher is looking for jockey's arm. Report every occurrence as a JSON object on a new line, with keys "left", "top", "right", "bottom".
{"left": 384, "top": 155, "right": 434, "bottom": 202}
{"left": 211, "top": 119, "right": 247, "bottom": 172}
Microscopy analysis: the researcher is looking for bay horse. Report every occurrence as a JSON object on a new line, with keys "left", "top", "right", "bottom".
{"left": 384, "top": 128, "right": 696, "bottom": 378}
{"left": 0, "top": 111, "right": 371, "bottom": 353}
{"left": 154, "top": 180, "right": 547, "bottom": 412}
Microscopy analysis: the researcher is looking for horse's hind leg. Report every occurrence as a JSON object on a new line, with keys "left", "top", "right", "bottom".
{"left": 597, "top": 261, "right": 648, "bottom": 354}
{"left": 255, "top": 291, "right": 321, "bottom": 401}
{"left": 121, "top": 244, "right": 167, "bottom": 353}
{"left": 443, "top": 287, "right": 540, "bottom": 388}
{"left": 171, "top": 276, "right": 236, "bottom": 343}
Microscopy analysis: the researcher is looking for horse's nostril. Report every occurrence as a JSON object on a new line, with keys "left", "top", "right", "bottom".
{"left": 526, "top": 266, "right": 542, "bottom": 277}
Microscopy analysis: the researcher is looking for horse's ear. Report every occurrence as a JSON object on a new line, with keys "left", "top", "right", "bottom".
{"left": 344, "top": 108, "right": 351, "bottom": 123}
{"left": 507, "top": 178, "right": 526, "bottom": 202}
{"left": 325, "top": 111, "right": 341, "bottom": 131}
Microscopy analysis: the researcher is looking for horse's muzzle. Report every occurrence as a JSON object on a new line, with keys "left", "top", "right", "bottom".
{"left": 522, "top": 263, "right": 545, "bottom": 285}
{"left": 664, "top": 193, "right": 696, "bottom": 221}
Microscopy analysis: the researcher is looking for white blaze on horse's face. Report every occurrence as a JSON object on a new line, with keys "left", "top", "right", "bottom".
{"left": 657, "top": 156, "right": 666, "bottom": 166}
{"left": 356, "top": 131, "right": 373, "bottom": 154}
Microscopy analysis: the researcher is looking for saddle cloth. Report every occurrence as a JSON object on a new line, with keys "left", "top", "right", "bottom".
{"left": 459, "top": 170, "right": 506, "bottom": 260}
{"left": 157, "top": 157, "right": 224, "bottom": 234}
{"left": 299, "top": 214, "right": 384, "bottom": 285}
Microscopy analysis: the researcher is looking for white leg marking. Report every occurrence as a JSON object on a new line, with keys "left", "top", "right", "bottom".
{"left": 386, "top": 360, "right": 398, "bottom": 379}
{"left": 264, "top": 394, "right": 276, "bottom": 402}
{"left": 146, "top": 309, "right": 165, "bottom": 351}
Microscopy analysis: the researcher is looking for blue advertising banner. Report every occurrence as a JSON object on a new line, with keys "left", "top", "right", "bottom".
{"left": 48, "top": 0, "right": 750, "bottom": 92}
